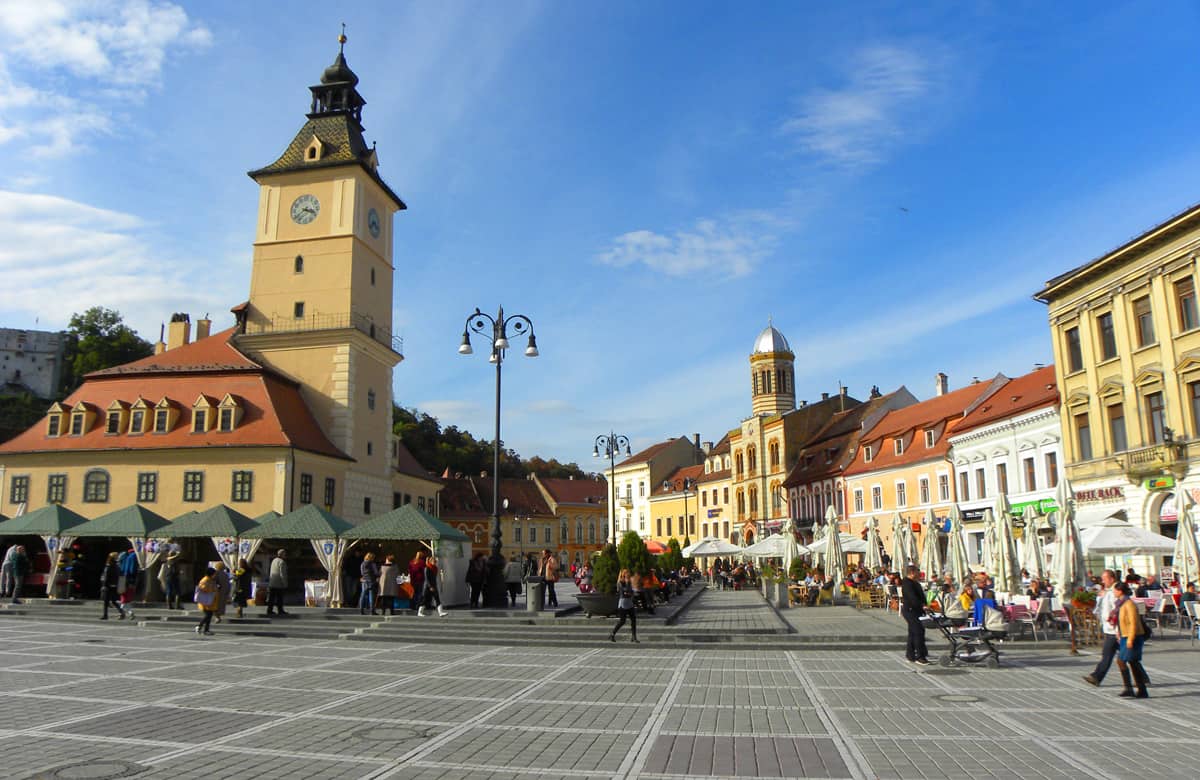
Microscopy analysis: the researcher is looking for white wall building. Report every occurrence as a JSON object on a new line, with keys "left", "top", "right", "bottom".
{"left": 0, "top": 328, "right": 64, "bottom": 400}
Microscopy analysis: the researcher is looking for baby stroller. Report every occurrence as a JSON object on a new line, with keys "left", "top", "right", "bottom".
{"left": 921, "top": 602, "right": 1007, "bottom": 668}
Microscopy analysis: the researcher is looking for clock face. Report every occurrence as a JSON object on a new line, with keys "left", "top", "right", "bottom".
{"left": 367, "top": 208, "right": 381, "bottom": 238}
{"left": 290, "top": 194, "right": 320, "bottom": 225}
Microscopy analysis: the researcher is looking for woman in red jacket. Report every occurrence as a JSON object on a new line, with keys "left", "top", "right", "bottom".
{"left": 407, "top": 552, "right": 426, "bottom": 616}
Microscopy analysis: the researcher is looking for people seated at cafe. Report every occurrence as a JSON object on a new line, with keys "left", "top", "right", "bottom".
{"left": 1027, "top": 579, "right": 1046, "bottom": 600}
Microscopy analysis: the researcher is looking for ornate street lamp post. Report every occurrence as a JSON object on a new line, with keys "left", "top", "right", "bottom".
{"left": 662, "top": 477, "right": 696, "bottom": 543}
{"left": 459, "top": 306, "right": 538, "bottom": 607}
{"left": 593, "top": 433, "right": 631, "bottom": 545}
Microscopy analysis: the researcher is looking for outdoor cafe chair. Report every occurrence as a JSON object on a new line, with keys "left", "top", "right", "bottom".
{"left": 1008, "top": 602, "right": 1045, "bottom": 642}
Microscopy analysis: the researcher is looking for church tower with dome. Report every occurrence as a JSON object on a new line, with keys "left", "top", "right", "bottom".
{"left": 750, "top": 321, "right": 795, "bottom": 417}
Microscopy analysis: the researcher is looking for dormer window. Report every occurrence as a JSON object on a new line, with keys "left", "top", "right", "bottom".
{"left": 925, "top": 430, "right": 935, "bottom": 448}
{"left": 46, "top": 402, "right": 67, "bottom": 437}
{"left": 154, "top": 409, "right": 170, "bottom": 433}
{"left": 193, "top": 410, "right": 207, "bottom": 433}
{"left": 70, "top": 413, "right": 85, "bottom": 436}
{"left": 864, "top": 445, "right": 873, "bottom": 463}
{"left": 192, "top": 395, "right": 215, "bottom": 433}
{"left": 129, "top": 398, "right": 150, "bottom": 434}
{"left": 894, "top": 438, "right": 904, "bottom": 456}
{"left": 106, "top": 411, "right": 121, "bottom": 434}
{"left": 218, "top": 394, "right": 243, "bottom": 432}
{"left": 305, "top": 135, "right": 324, "bottom": 162}
{"left": 105, "top": 401, "right": 129, "bottom": 436}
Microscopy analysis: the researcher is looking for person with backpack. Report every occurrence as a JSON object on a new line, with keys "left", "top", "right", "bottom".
{"left": 117, "top": 548, "right": 139, "bottom": 618}
{"left": 465, "top": 551, "right": 487, "bottom": 609}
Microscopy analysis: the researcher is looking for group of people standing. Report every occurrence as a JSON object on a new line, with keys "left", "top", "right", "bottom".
{"left": 355, "top": 550, "right": 446, "bottom": 617}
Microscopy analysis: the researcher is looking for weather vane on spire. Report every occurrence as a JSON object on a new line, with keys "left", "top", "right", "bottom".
{"left": 339, "top": 23, "right": 347, "bottom": 52}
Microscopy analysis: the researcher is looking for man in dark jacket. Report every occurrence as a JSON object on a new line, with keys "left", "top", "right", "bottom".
{"left": 900, "top": 565, "right": 930, "bottom": 665}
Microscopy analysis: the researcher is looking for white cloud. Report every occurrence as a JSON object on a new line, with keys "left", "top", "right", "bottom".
{"left": 596, "top": 216, "right": 778, "bottom": 278}
{"left": 781, "top": 43, "right": 949, "bottom": 168}
{"left": 0, "top": 1, "right": 209, "bottom": 159}
{"left": 0, "top": 189, "right": 238, "bottom": 338}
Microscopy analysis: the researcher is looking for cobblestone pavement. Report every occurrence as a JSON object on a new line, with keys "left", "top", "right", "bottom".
{"left": 674, "top": 590, "right": 788, "bottom": 632}
{"left": 1, "top": 615, "right": 1199, "bottom": 779}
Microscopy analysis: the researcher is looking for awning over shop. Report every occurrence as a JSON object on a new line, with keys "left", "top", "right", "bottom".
{"left": 341, "top": 505, "right": 469, "bottom": 543}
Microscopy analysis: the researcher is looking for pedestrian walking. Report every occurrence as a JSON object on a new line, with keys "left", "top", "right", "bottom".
{"left": 0, "top": 544, "right": 15, "bottom": 598}
{"left": 421, "top": 553, "right": 448, "bottom": 617}
{"left": 9, "top": 545, "right": 29, "bottom": 604}
{"left": 158, "top": 551, "right": 182, "bottom": 610}
{"left": 233, "top": 558, "right": 252, "bottom": 618}
{"left": 900, "top": 564, "right": 930, "bottom": 665}
{"left": 609, "top": 569, "right": 639, "bottom": 643}
{"left": 378, "top": 554, "right": 399, "bottom": 615}
{"left": 194, "top": 567, "right": 218, "bottom": 636}
{"left": 503, "top": 555, "right": 523, "bottom": 607}
{"left": 408, "top": 551, "right": 427, "bottom": 615}
{"left": 465, "top": 551, "right": 487, "bottom": 608}
{"left": 359, "top": 552, "right": 380, "bottom": 615}
{"left": 1113, "top": 581, "right": 1149, "bottom": 698}
{"left": 1083, "top": 569, "right": 1120, "bottom": 688}
{"left": 212, "top": 561, "right": 230, "bottom": 623}
{"left": 266, "top": 549, "right": 288, "bottom": 616}
{"left": 117, "top": 548, "right": 139, "bottom": 618}
{"left": 99, "top": 552, "right": 126, "bottom": 620}
{"left": 540, "top": 549, "right": 560, "bottom": 608}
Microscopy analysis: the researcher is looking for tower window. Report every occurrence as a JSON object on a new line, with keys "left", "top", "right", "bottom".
{"left": 294, "top": 301, "right": 305, "bottom": 319}
{"left": 307, "top": 147, "right": 317, "bottom": 159}
{"left": 294, "top": 255, "right": 304, "bottom": 273}
{"left": 367, "top": 389, "right": 376, "bottom": 410}
{"left": 370, "top": 268, "right": 376, "bottom": 286}
{"left": 300, "top": 474, "right": 313, "bottom": 504}
{"left": 367, "top": 441, "right": 373, "bottom": 456}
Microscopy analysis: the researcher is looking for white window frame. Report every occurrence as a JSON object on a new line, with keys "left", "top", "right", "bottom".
{"left": 894, "top": 438, "right": 904, "bottom": 456}
{"left": 864, "top": 445, "right": 873, "bottom": 463}
{"left": 895, "top": 480, "right": 907, "bottom": 508}
{"left": 925, "top": 429, "right": 935, "bottom": 448}
{"left": 918, "top": 476, "right": 930, "bottom": 505}
{"left": 937, "top": 472, "right": 950, "bottom": 502}
{"left": 870, "top": 485, "right": 883, "bottom": 511}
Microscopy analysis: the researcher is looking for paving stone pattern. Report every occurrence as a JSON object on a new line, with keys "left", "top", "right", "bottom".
{"left": 2, "top": 605, "right": 1200, "bottom": 778}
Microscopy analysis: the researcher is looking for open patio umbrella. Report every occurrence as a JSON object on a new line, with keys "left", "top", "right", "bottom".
{"left": 645, "top": 539, "right": 669, "bottom": 555}
{"left": 864, "top": 516, "right": 883, "bottom": 571}
{"left": 992, "top": 497, "right": 1021, "bottom": 595}
{"left": 683, "top": 537, "right": 719, "bottom": 557}
{"left": 1079, "top": 517, "right": 1175, "bottom": 556}
{"left": 920, "top": 507, "right": 942, "bottom": 580}
{"left": 244, "top": 504, "right": 356, "bottom": 607}
{"left": 1051, "top": 476, "right": 1087, "bottom": 653}
{"left": 1020, "top": 504, "right": 1047, "bottom": 582}
{"left": 687, "top": 538, "right": 742, "bottom": 556}
{"left": 742, "top": 535, "right": 793, "bottom": 558}
{"left": 1, "top": 505, "right": 90, "bottom": 596}
{"left": 823, "top": 505, "right": 845, "bottom": 585}
{"left": 1174, "top": 491, "right": 1200, "bottom": 587}
{"left": 946, "top": 504, "right": 970, "bottom": 587}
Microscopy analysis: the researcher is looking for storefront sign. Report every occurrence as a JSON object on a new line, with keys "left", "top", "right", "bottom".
{"left": 1009, "top": 498, "right": 1058, "bottom": 515}
{"left": 1074, "top": 486, "right": 1124, "bottom": 503}
{"left": 962, "top": 508, "right": 986, "bottom": 523}
{"left": 1145, "top": 476, "right": 1175, "bottom": 491}
{"left": 707, "top": 509, "right": 721, "bottom": 518}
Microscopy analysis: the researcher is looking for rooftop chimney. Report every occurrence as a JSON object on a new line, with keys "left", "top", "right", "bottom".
{"left": 166, "top": 313, "right": 190, "bottom": 352}
{"left": 195, "top": 314, "right": 212, "bottom": 341}
{"left": 693, "top": 433, "right": 701, "bottom": 450}
{"left": 702, "top": 441, "right": 713, "bottom": 454}
{"left": 935, "top": 372, "right": 948, "bottom": 396}
{"left": 154, "top": 323, "right": 166, "bottom": 355}
{"left": 821, "top": 392, "right": 829, "bottom": 401}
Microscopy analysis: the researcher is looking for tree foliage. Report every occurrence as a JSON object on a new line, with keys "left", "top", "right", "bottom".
{"left": 659, "top": 537, "right": 684, "bottom": 572}
{"left": 617, "top": 530, "right": 654, "bottom": 575}
{"left": 392, "top": 404, "right": 591, "bottom": 479}
{"left": 0, "top": 392, "right": 45, "bottom": 444}
{"left": 60, "top": 307, "right": 153, "bottom": 394}
{"left": 591, "top": 543, "right": 620, "bottom": 594}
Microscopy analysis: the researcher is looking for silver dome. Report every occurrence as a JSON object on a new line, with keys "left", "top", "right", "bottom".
{"left": 753, "top": 324, "right": 791, "bottom": 354}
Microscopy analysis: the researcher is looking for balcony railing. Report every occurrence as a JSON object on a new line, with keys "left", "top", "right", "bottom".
{"left": 619, "top": 496, "right": 633, "bottom": 509}
{"left": 1120, "top": 441, "right": 1185, "bottom": 479}
{"left": 243, "top": 312, "right": 404, "bottom": 356}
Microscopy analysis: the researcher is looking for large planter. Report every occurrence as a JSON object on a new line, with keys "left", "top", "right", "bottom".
{"left": 771, "top": 581, "right": 788, "bottom": 608}
{"left": 577, "top": 592, "right": 620, "bottom": 618}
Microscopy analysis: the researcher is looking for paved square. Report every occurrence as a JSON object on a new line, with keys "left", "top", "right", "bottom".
{"left": 1, "top": 613, "right": 1200, "bottom": 779}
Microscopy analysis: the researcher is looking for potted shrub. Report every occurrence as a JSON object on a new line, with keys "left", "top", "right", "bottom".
{"left": 1070, "top": 589, "right": 1096, "bottom": 611}
{"left": 577, "top": 544, "right": 620, "bottom": 617}
{"left": 760, "top": 562, "right": 788, "bottom": 607}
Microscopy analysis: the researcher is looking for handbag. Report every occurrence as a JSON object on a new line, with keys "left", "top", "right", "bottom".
{"left": 193, "top": 587, "right": 215, "bottom": 607}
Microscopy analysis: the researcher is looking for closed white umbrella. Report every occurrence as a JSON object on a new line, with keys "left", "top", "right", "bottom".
{"left": 946, "top": 504, "right": 970, "bottom": 587}
{"left": 1020, "top": 504, "right": 1046, "bottom": 581}
{"left": 1174, "top": 491, "right": 1200, "bottom": 587}
{"left": 903, "top": 519, "right": 921, "bottom": 568}
{"left": 809, "top": 521, "right": 827, "bottom": 569}
{"left": 992, "top": 497, "right": 1021, "bottom": 595}
{"left": 982, "top": 508, "right": 997, "bottom": 578}
{"left": 1051, "top": 476, "right": 1087, "bottom": 654}
{"left": 864, "top": 516, "right": 883, "bottom": 571}
{"left": 823, "top": 505, "right": 845, "bottom": 585}
{"left": 920, "top": 507, "right": 942, "bottom": 580}
{"left": 781, "top": 519, "right": 800, "bottom": 578}
{"left": 890, "top": 513, "right": 907, "bottom": 570}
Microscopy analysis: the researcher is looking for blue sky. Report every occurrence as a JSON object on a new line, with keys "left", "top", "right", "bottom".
{"left": 2, "top": 1, "right": 1200, "bottom": 471}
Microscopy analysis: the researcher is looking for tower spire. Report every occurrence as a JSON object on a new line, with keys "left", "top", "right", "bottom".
{"left": 339, "top": 23, "right": 346, "bottom": 53}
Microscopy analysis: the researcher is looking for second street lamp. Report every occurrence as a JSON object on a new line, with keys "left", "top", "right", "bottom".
{"left": 459, "top": 305, "right": 538, "bottom": 608}
{"left": 593, "top": 432, "right": 631, "bottom": 545}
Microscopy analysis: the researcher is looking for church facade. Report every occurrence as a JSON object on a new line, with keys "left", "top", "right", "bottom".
{"left": 0, "top": 39, "right": 441, "bottom": 523}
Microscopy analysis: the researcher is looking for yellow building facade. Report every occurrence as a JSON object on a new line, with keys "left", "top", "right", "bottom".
{"left": 1037, "top": 202, "right": 1200, "bottom": 550}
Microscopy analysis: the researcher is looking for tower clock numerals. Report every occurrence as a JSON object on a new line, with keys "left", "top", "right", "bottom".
{"left": 290, "top": 194, "right": 320, "bottom": 225}
{"left": 367, "top": 208, "right": 381, "bottom": 238}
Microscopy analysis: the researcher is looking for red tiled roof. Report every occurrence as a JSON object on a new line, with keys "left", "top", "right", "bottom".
{"left": 89, "top": 327, "right": 260, "bottom": 376}
{"left": 952, "top": 366, "right": 1058, "bottom": 435}
{"left": 394, "top": 440, "right": 438, "bottom": 480}
{"left": 0, "top": 328, "right": 348, "bottom": 461}
{"left": 783, "top": 389, "right": 912, "bottom": 487}
{"left": 616, "top": 436, "right": 689, "bottom": 467}
{"left": 843, "top": 379, "right": 1002, "bottom": 476}
{"left": 439, "top": 476, "right": 554, "bottom": 518}
{"left": 538, "top": 477, "right": 608, "bottom": 506}
{"left": 697, "top": 467, "right": 730, "bottom": 485}
{"left": 653, "top": 464, "right": 705, "bottom": 496}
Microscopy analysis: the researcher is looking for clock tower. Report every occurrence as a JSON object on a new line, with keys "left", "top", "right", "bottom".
{"left": 237, "top": 33, "right": 406, "bottom": 520}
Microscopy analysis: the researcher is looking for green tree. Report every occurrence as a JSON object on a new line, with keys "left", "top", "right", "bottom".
{"left": 660, "top": 537, "right": 684, "bottom": 571}
{"left": 591, "top": 544, "right": 620, "bottom": 594}
{"left": 60, "top": 307, "right": 153, "bottom": 394}
{"left": 617, "top": 530, "right": 654, "bottom": 575}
